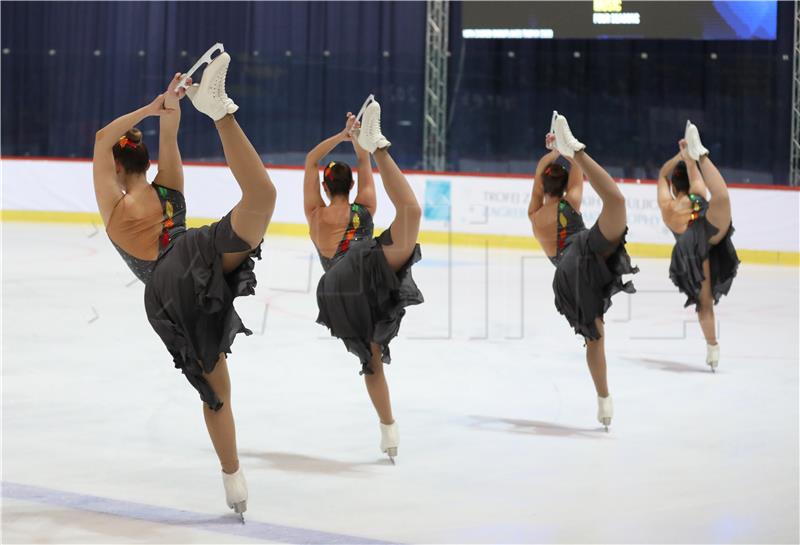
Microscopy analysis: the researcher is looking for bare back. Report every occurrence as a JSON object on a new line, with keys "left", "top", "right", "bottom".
{"left": 309, "top": 203, "right": 354, "bottom": 259}
{"left": 533, "top": 196, "right": 581, "bottom": 258}
{"left": 660, "top": 194, "right": 696, "bottom": 236}
{"left": 106, "top": 184, "right": 164, "bottom": 260}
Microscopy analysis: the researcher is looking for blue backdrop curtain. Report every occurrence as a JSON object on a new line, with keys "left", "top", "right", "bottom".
{"left": 0, "top": 1, "right": 427, "bottom": 167}
{"left": 1, "top": 1, "right": 793, "bottom": 183}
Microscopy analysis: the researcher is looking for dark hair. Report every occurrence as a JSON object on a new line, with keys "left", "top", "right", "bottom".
{"left": 323, "top": 161, "right": 353, "bottom": 197}
{"left": 112, "top": 128, "right": 149, "bottom": 174}
{"left": 541, "top": 162, "right": 569, "bottom": 197}
{"left": 671, "top": 161, "right": 689, "bottom": 195}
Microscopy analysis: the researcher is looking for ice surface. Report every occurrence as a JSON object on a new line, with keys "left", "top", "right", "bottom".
{"left": 2, "top": 222, "right": 798, "bottom": 543}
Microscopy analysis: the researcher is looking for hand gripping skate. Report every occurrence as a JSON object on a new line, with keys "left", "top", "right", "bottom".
{"left": 174, "top": 43, "right": 225, "bottom": 92}
{"left": 354, "top": 94, "right": 375, "bottom": 128}
{"left": 546, "top": 110, "right": 558, "bottom": 150}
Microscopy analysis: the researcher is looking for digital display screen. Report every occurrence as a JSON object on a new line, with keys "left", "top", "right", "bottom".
{"left": 462, "top": 1, "right": 778, "bottom": 40}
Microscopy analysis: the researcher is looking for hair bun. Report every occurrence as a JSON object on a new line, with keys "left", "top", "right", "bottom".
{"left": 126, "top": 128, "right": 143, "bottom": 143}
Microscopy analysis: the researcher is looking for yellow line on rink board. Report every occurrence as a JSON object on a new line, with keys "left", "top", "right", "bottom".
{"left": 2, "top": 209, "right": 797, "bottom": 266}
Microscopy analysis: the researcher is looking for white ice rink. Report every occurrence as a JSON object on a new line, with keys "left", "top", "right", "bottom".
{"left": 2, "top": 221, "right": 798, "bottom": 544}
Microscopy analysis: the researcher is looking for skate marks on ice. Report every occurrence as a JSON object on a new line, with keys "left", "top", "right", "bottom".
{"left": 468, "top": 415, "right": 607, "bottom": 438}
{"left": 622, "top": 356, "right": 711, "bottom": 374}
{"left": 2, "top": 482, "right": 398, "bottom": 545}
{"left": 239, "top": 451, "right": 394, "bottom": 475}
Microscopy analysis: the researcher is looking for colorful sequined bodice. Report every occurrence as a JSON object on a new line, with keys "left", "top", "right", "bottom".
{"left": 317, "top": 203, "right": 375, "bottom": 272}
{"left": 550, "top": 199, "right": 586, "bottom": 266}
{"left": 687, "top": 193, "right": 707, "bottom": 225}
{"left": 111, "top": 183, "right": 187, "bottom": 284}
{"left": 153, "top": 183, "right": 187, "bottom": 251}
{"left": 671, "top": 193, "right": 709, "bottom": 240}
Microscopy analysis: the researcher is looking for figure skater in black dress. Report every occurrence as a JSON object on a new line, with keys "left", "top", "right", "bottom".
{"left": 528, "top": 113, "right": 638, "bottom": 431}
{"left": 303, "top": 98, "right": 423, "bottom": 462}
{"left": 92, "top": 53, "right": 275, "bottom": 519}
{"left": 657, "top": 122, "right": 739, "bottom": 372}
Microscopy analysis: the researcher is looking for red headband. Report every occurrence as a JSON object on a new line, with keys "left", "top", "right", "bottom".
{"left": 118, "top": 136, "right": 138, "bottom": 150}
{"left": 323, "top": 161, "right": 336, "bottom": 184}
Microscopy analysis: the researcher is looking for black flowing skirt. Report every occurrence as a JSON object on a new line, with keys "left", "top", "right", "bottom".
{"left": 552, "top": 223, "right": 639, "bottom": 341}
{"left": 316, "top": 228, "right": 424, "bottom": 375}
{"left": 669, "top": 218, "right": 739, "bottom": 311}
{"left": 144, "top": 212, "right": 261, "bottom": 410}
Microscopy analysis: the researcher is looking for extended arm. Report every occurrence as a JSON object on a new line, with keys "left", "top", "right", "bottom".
{"left": 528, "top": 144, "right": 560, "bottom": 219}
{"left": 564, "top": 155, "right": 584, "bottom": 210}
{"left": 304, "top": 132, "right": 346, "bottom": 221}
{"left": 154, "top": 73, "right": 190, "bottom": 192}
{"left": 304, "top": 115, "right": 357, "bottom": 220}
{"left": 657, "top": 151, "right": 682, "bottom": 210}
{"left": 93, "top": 94, "right": 168, "bottom": 225}
{"left": 352, "top": 120, "right": 377, "bottom": 216}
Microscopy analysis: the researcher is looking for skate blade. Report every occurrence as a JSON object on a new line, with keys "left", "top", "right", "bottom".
{"left": 175, "top": 42, "right": 225, "bottom": 92}
{"left": 601, "top": 418, "right": 611, "bottom": 432}
{"left": 550, "top": 110, "right": 558, "bottom": 134}
{"left": 355, "top": 94, "right": 375, "bottom": 125}
{"left": 231, "top": 500, "right": 247, "bottom": 520}
{"left": 385, "top": 447, "right": 397, "bottom": 465}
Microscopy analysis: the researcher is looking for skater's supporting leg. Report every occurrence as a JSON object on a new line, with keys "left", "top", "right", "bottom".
{"left": 215, "top": 115, "right": 277, "bottom": 272}
{"left": 372, "top": 149, "right": 422, "bottom": 272}
{"left": 697, "top": 156, "right": 731, "bottom": 244}
{"left": 203, "top": 354, "right": 240, "bottom": 474}
{"left": 697, "top": 260, "right": 718, "bottom": 345}
{"left": 585, "top": 318, "right": 610, "bottom": 398}
{"left": 364, "top": 343, "right": 395, "bottom": 425}
{"left": 572, "top": 151, "right": 627, "bottom": 249}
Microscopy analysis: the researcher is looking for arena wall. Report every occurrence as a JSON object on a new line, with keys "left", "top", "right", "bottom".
{"left": 2, "top": 157, "right": 797, "bottom": 265}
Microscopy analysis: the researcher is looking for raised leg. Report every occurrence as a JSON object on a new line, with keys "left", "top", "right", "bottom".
{"left": 364, "top": 343, "right": 395, "bottom": 425}
{"left": 202, "top": 354, "right": 239, "bottom": 474}
{"left": 697, "top": 156, "right": 731, "bottom": 245}
{"left": 214, "top": 115, "right": 277, "bottom": 272}
{"left": 373, "top": 149, "right": 422, "bottom": 272}
{"left": 585, "top": 318, "right": 610, "bottom": 398}
{"left": 572, "top": 150, "right": 627, "bottom": 249}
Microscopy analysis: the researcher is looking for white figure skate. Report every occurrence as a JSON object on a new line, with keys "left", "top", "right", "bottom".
{"left": 685, "top": 120, "right": 709, "bottom": 161}
{"left": 380, "top": 421, "right": 399, "bottom": 464}
{"left": 706, "top": 343, "right": 720, "bottom": 373}
{"left": 174, "top": 43, "right": 225, "bottom": 92}
{"left": 222, "top": 467, "right": 248, "bottom": 523}
{"left": 355, "top": 93, "right": 375, "bottom": 127}
{"left": 597, "top": 395, "right": 613, "bottom": 432}
{"left": 553, "top": 114, "right": 586, "bottom": 158}
{"left": 356, "top": 98, "right": 391, "bottom": 153}
{"left": 185, "top": 52, "right": 239, "bottom": 121}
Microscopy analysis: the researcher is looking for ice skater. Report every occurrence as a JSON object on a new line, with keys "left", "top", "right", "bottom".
{"left": 303, "top": 97, "right": 424, "bottom": 462}
{"left": 528, "top": 113, "right": 638, "bottom": 431}
{"left": 92, "top": 51, "right": 275, "bottom": 520}
{"left": 657, "top": 122, "right": 739, "bottom": 372}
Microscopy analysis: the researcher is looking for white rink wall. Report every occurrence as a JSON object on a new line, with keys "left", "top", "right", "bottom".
{"left": 2, "top": 158, "right": 798, "bottom": 255}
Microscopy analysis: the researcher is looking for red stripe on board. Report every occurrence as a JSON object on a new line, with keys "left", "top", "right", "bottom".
{"left": 2, "top": 155, "right": 795, "bottom": 191}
